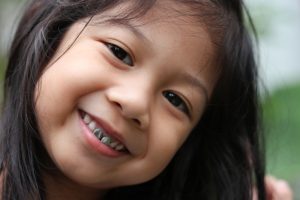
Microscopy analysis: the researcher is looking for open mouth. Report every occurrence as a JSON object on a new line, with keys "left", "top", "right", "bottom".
{"left": 79, "top": 110, "right": 128, "bottom": 153}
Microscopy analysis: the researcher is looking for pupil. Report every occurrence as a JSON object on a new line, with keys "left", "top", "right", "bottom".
{"left": 114, "top": 46, "right": 126, "bottom": 59}
{"left": 168, "top": 93, "right": 181, "bottom": 106}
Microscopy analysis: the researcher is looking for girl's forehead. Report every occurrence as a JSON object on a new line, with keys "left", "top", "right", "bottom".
{"left": 91, "top": 0, "right": 216, "bottom": 58}
{"left": 89, "top": 0, "right": 223, "bottom": 51}
{"left": 92, "top": 0, "right": 211, "bottom": 34}
{"left": 86, "top": 1, "right": 218, "bottom": 96}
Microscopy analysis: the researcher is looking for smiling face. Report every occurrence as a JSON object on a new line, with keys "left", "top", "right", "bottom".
{"left": 35, "top": 2, "right": 217, "bottom": 191}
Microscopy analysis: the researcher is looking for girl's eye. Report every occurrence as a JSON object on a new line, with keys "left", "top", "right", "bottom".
{"left": 106, "top": 43, "right": 134, "bottom": 66}
{"left": 163, "top": 91, "right": 190, "bottom": 116}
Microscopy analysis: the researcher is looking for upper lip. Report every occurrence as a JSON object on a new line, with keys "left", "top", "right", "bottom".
{"left": 80, "top": 109, "right": 129, "bottom": 152}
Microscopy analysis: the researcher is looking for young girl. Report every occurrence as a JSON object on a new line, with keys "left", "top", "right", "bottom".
{"left": 0, "top": 0, "right": 267, "bottom": 199}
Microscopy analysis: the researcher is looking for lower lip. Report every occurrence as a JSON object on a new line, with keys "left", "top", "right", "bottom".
{"left": 78, "top": 113, "right": 124, "bottom": 158}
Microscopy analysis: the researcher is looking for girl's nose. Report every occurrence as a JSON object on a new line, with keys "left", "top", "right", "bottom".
{"left": 106, "top": 86, "right": 151, "bottom": 130}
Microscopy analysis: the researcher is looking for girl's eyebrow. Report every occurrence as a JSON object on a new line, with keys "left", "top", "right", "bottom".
{"left": 181, "top": 72, "right": 209, "bottom": 103}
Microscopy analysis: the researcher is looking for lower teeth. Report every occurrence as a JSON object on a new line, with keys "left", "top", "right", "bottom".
{"left": 93, "top": 131, "right": 120, "bottom": 151}
{"left": 101, "top": 137, "right": 111, "bottom": 145}
{"left": 93, "top": 128, "right": 102, "bottom": 139}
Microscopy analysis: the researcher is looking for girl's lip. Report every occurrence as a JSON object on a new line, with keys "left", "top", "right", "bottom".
{"left": 78, "top": 110, "right": 129, "bottom": 157}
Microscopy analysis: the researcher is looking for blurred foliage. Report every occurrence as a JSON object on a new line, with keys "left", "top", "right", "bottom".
{"left": 0, "top": 56, "right": 6, "bottom": 100}
{"left": 245, "top": 3, "right": 279, "bottom": 38}
{"left": 263, "top": 83, "right": 300, "bottom": 199}
{"left": 0, "top": 56, "right": 5, "bottom": 81}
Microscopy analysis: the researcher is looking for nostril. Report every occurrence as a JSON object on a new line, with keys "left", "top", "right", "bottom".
{"left": 113, "top": 101, "right": 141, "bottom": 126}
{"left": 114, "top": 102, "right": 122, "bottom": 110}
{"left": 132, "top": 118, "right": 141, "bottom": 126}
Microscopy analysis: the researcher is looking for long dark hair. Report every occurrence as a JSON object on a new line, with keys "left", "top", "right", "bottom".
{"left": 0, "top": 0, "right": 265, "bottom": 199}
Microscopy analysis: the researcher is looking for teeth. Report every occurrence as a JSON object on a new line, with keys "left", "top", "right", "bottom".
{"left": 88, "top": 121, "right": 96, "bottom": 130}
{"left": 83, "top": 114, "right": 92, "bottom": 124}
{"left": 101, "top": 137, "right": 111, "bottom": 145}
{"left": 93, "top": 128, "right": 103, "bottom": 139}
{"left": 82, "top": 111, "right": 126, "bottom": 152}
{"left": 110, "top": 141, "right": 119, "bottom": 148}
{"left": 116, "top": 144, "right": 125, "bottom": 151}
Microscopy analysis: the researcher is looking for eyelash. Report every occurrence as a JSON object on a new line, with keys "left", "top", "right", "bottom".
{"left": 106, "top": 43, "right": 134, "bottom": 66}
{"left": 163, "top": 91, "right": 190, "bottom": 116}
{"left": 105, "top": 43, "right": 191, "bottom": 117}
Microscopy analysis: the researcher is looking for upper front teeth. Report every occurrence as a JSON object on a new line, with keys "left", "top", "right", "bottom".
{"left": 88, "top": 121, "right": 96, "bottom": 130}
{"left": 83, "top": 114, "right": 92, "bottom": 123}
{"left": 82, "top": 113, "right": 126, "bottom": 152}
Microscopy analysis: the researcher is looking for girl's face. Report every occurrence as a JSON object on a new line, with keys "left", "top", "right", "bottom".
{"left": 35, "top": 2, "right": 216, "bottom": 190}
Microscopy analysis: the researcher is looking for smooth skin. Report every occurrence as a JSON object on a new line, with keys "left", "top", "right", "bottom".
{"left": 35, "top": 2, "right": 217, "bottom": 199}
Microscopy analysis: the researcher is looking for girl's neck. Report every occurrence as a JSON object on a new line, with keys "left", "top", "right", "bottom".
{"left": 43, "top": 170, "right": 107, "bottom": 200}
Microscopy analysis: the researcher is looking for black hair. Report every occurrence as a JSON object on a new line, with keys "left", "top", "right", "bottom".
{"left": 0, "top": 0, "right": 265, "bottom": 199}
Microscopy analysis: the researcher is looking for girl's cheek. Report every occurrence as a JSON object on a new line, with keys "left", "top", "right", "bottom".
{"left": 34, "top": 49, "right": 110, "bottom": 124}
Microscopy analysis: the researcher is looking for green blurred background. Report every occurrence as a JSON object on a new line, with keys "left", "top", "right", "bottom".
{"left": 1, "top": 0, "right": 300, "bottom": 199}
{"left": 248, "top": 0, "right": 300, "bottom": 199}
